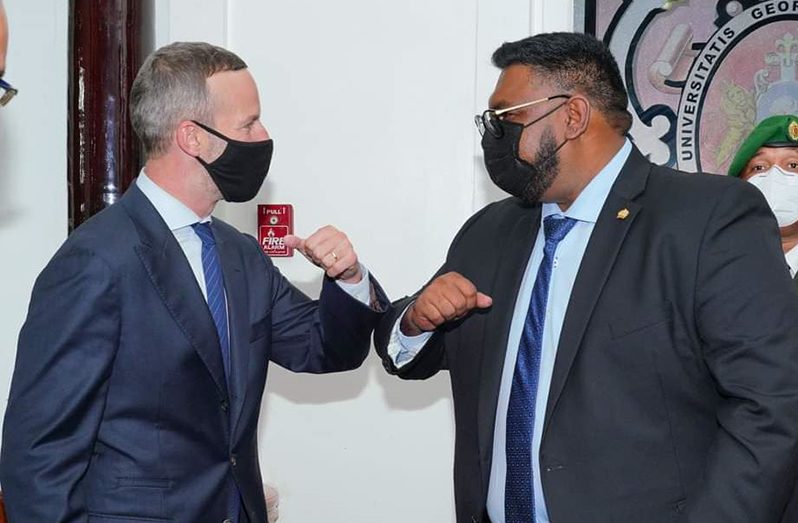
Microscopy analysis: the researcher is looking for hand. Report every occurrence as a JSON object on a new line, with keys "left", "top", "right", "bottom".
{"left": 401, "top": 272, "right": 492, "bottom": 336}
{"left": 284, "top": 226, "right": 362, "bottom": 283}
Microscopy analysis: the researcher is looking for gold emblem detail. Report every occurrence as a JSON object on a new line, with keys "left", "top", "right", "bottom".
{"left": 617, "top": 208, "right": 630, "bottom": 220}
{"left": 789, "top": 121, "right": 798, "bottom": 142}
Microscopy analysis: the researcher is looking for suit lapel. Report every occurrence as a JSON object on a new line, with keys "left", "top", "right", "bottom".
{"left": 543, "top": 147, "right": 650, "bottom": 427}
{"left": 477, "top": 205, "right": 541, "bottom": 479}
{"left": 213, "top": 223, "right": 251, "bottom": 440}
{"left": 122, "top": 185, "right": 229, "bottom": 400}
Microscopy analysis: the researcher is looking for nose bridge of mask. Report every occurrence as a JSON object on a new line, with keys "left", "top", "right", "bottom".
{"left": 749, "top": 170, "right": 775, "bottom": 194}
{"left": 751, "top": 165, "right": 798, "bottom": 192}
{"left": 768, "top": 164, "right": 798, "bottom": 183}
{"left": 483, "top": 121, "right": 524, "bottom": 157}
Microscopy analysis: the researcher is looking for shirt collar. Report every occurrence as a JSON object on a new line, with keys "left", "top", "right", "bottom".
{"left": 542, "top": 138, "right": 632, "bottom": 222}
{"left": 136, "top": 169, "right": 211, "bottom": 231}
{"left": 785, "top": 243, "right": 798, "bottom": 278}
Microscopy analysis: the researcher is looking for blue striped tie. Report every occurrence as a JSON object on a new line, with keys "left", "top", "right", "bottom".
{"left": 505, "top": 215, "right": 576, "bottom": 522}
{"left": 192, "top": 222, "right": 239, "bottom": 522}
{"left": 192, "top": 222, "right": 231, "bottom": 380}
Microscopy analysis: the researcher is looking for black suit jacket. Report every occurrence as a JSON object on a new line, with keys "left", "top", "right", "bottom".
{"left": 1, "top": 184, "right": 386, "bottom": 523}
{"left": 375, "top": 147, "right": 798, "bottom": 523}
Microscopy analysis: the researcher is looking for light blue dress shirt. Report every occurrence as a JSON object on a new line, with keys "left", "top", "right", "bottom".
{"left": 137, "top": 171, "right": 214, "bottom": 299}
{"left": 388, "top": 139, "right": 632, "bottom": 522}
{"left": 136, "top": 171, "right": 373, "bottom": 305}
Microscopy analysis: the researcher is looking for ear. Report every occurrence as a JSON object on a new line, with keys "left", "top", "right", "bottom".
{"left": 563, "top": 96, "right": 591, "bottom": 140}
{"left": 175, "top": 120, "right": 204, "bottom": 158}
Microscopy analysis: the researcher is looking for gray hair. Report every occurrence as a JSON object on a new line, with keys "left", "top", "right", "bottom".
{"left": 130, "top": 42, "right": 247, "bottom": 158}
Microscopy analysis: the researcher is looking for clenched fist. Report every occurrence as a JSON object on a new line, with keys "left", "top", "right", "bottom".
{"left": 401, "top": 272, "right": 492, "bottom": 336}
{"left": 284, "top": 226, "right": 362, "bottom": 283}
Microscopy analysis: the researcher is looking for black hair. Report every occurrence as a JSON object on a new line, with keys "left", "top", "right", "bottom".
{"left": 492, "top": 32, "right": 632, "bottom": 134}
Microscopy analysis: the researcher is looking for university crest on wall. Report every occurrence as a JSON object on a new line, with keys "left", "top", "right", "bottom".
{"left": 583, "top": 0, "right": 798, "bottom": 174}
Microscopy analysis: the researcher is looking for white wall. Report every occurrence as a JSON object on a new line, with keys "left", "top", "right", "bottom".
{"left": 0, "top": 0, "right": 69, "bottom": 435}
{"left": 0, "top": 0, "right": 572, "bottom": 521}
{"left": 163, "top": 1, "right": 571, "bottom": 521}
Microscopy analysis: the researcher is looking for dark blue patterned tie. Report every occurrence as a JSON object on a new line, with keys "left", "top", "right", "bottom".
{"left": 192, "top": 222, "right": 239, "bottom": 522}
{"left": 192, "top": 222, "right": 231, "bottom": 380}
{"left": 505, "top": 215, "right": 576, "bottom": 522}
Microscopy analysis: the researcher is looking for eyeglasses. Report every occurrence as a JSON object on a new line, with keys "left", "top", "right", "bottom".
{"left": 0, "top": 79, "right": 18, "bottom": 107}
{"left": 474, "top": 94, "right": 570, "bottom": 138}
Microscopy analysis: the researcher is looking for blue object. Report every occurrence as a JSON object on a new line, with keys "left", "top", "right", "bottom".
{"left": 505, "top": 216, "right": 576, "bottom": 522}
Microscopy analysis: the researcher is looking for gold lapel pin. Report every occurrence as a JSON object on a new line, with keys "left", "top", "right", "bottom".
{"left": 617, "top": 208, "right": 630, "bottom": 220}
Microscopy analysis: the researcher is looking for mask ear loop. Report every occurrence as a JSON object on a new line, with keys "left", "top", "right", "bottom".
{"left": 515, "top": 100, "right": 572, "bottom": 163}
{"left": 191, "top": 120, "right": 232, "bottom": 141}
{"left": 189, "top": 121, "right": 235, "bottom": 202}
{"left": 191, "top": 119, "right": 272, "bottom": 148}
{"left": 189, "top": 120, "right": 228, "bottom": 169}
{"left": 521, "top": 100, "right": 570, "bottom": 130}
{"left": 525, "top": 101, "right": 573, "bottom": 166}
{"left": 548, "top": 97, "right": 593, "bottom": 159}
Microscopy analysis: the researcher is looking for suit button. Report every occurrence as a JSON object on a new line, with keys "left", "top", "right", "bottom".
{"left": 230, "top": 454, "right": 237, "bottom": 467}
{"left": 220, "top": 399, "right": 229, "bottom": 412}
{"left": 222, "top": 520, "right": 233, "bottom": 523}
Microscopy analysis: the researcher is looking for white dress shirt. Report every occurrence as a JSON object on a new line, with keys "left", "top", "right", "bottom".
{"left": 388, "top": 140, "right": 632, "bottom": 522}
{"left": 135, "top": 171, "right": 372, "bottom": 306}
{"left": 785, "top": 244, "right": 798, "bottom": 278}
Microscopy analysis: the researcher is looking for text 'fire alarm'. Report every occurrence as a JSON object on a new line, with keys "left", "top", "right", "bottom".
{"left": 258, "top": 204, "right": 294, "bottom": 257}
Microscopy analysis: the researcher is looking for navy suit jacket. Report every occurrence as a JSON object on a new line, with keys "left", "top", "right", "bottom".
{"left": 1, "top": 184, "right": 385, "bottom": 523}
{"left": 375, "top": 147, "right": 798, "bottom": 523}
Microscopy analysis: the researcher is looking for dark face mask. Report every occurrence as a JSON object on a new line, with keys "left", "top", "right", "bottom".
{"left": 481, "top": 109, "right": 567, "bottom": 204}
{"left": 193, "top": 120, "right": 274, "bottom": 202}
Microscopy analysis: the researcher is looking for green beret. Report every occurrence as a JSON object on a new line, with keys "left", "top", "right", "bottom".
{"left": 727, "top": 114, "right": 798, "bottom": 177}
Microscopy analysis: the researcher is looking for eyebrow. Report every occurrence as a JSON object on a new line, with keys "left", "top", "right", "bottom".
{"left": 242, "top": 114, "right": 260, "bottom": 126}
{"left": 749, "top": 149, "right": 776, "bottom": 160}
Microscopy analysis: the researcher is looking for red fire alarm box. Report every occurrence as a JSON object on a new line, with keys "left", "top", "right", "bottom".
{"left": 258, "top": 204, "right": 294, "bottom": 257}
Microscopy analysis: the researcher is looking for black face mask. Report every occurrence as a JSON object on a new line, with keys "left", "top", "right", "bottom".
{"left": 193, "top": 120, "right": 274, "bottom": 202}
{"left": 481, "top": 108, "right": 567, "bottom": 204}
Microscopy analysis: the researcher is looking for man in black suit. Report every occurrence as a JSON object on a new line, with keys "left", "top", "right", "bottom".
{"left": 374, "top": 33, "right": 798, "bottom": 523}
{"left": 1, "top": 42, "right": 386, "bottom": 523}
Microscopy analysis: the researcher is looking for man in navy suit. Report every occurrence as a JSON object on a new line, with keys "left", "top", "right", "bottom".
{"left": 0, "top": 42, "right": 386, "bottom": 523}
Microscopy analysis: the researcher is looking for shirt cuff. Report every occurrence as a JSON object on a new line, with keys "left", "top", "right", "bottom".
{"left": 335, "top": 263, "right": 371, "bottom": 306}
{"left": 387, "top": 303, "right": 433, "bottom": 368}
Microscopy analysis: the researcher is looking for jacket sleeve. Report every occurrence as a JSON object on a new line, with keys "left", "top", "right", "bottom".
{"left": 372, "top": 282, "right": 448, "bottom": 381}
{"left": 687, "top": 181, "right": 798, "bottom": 523}
{"left": 372, "top": 202, "right": 501, "bottom": 380}
{"left": 250, "top": 236, "right": 388, "bottom": 373}
{"left": 0, "top": 248, "right": 120, "bottom": 523}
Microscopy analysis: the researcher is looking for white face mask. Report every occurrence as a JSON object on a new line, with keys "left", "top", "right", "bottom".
{"left": 747, "top": 165, "right": 798, "bottom": 228}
